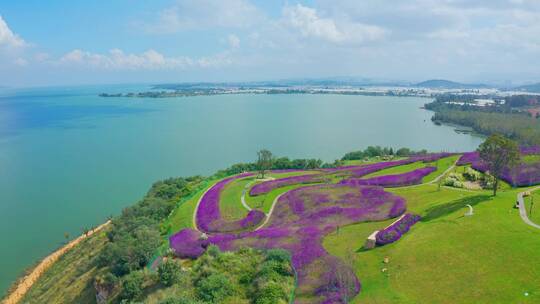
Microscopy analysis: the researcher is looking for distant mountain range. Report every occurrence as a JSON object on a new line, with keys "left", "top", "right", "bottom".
{"left": 154, "top": 78, "right": 540, "bottom": 93}
{"left": 413, "top": 79, "right": 489, "bottom": 89}
{"left": 514, "top": 83, "right": 540, "bottom": 93}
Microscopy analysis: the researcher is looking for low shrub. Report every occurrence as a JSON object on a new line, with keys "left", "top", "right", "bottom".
{"left": 376, "top": 214, "right": 421, "bottom": 246}
{"left": 158, "top": 260, "right": 183, "bottom": 287}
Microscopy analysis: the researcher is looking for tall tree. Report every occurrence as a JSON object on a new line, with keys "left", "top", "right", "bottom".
{"left": 477, "top": 134, "right": 520, "bottom": 196}
{"left": 257, "top": 149, "right": 273, "bottom": 178}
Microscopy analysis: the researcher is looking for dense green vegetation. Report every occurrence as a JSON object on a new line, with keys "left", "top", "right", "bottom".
{"left": 341, "top": 146, "right": 427, "bottom": 161}
{"left": 99, "top": 176, "right": 205, "bottom": 278}
{"left": 427, "top": 102, "right": 540, "bottom": 144}
{"left": 130, "top": 247, "right": 294, "bottom": 304}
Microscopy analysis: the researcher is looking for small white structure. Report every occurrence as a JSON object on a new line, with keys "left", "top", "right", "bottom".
{"left": 465, "top": 204, "right": 474, "bottom": 216}
{"left": 364, "top": 230, "right": 379, "bottom": 249}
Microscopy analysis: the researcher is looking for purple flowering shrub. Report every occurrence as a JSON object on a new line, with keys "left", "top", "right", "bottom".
{"left": 375, "top": 213, "right": 421, "bottom": 246}
{"left": 340, "top": 166, "right": 436, "bottom": 188}
{"left": 457, "top": 152, "right": 479, "bottom": 165}
{"left": 249, "top": 174, "right": 328, "bottom": 196}
{"left": 346, "top": 154, "right": 451, "bottom": 177}
{"left": 196, "top": 172, "right": 266, "bottom": 233}
{"left": 169, "top": 229, "right": 207, "bottom": 259}
{"left": 251, "top": 154, "right": 453, "bottom": 196}
{"left": 171, "top": 184, "right": 407, "bottom": 303}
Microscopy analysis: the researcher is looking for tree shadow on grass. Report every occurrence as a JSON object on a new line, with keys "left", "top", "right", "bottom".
{"left": 421, "top": 195, "right": 492, "bottom": 222}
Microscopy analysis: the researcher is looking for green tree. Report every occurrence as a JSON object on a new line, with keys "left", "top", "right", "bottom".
{"left": 257, "top": 149, "right": 273, "bottom": 178}
{"left": 196, "top": 273, "right": 234, "bottom": 302}
{"left": 158, "top": 260, "right": 183, "bottom": 286}
{"left": 121, "top": 270, "right": 145, "bottom": 300}
{"left": 478, "top": 134, "right": 520, "bottom": 196}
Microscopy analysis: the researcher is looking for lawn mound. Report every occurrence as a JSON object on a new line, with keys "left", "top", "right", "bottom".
{"left": 196, "top": 173, "right": 266, "bottom": 233}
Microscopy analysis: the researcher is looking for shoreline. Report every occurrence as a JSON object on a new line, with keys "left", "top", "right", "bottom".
{"left": 2, "top": 220, "right": 111, "bottom": 304}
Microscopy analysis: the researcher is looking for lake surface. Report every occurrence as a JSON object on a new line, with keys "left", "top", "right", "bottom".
{"left": 0, "top": 85, "right": 483, "bottom": 294}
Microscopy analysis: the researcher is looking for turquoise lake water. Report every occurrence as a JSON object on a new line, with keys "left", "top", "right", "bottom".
{"left": 0, "top": 85, "right": 483, "bottom": 294}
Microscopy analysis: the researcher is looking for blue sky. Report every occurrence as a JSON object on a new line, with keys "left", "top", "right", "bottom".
{"left": 1, "top": 0, "right": 540, "bottom": 87}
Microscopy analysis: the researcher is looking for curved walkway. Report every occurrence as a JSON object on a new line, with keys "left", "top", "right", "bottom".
{"left": 255, "top": 192, "right": 284, "bottom": 231}
{"left": 517, "top": 187, "right": 540, "bottom": 229}
{"left": 2, "top": 221, "right": 111, "bottom": 304}
{"left": 240, "top": 177, "right": 274, "bottom": 212}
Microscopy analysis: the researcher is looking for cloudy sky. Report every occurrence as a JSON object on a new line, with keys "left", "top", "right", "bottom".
{"left": 1, "top": 0, "right": 540, "bottom": 87}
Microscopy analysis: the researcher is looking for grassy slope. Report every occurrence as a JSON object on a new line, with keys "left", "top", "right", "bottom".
{"left": 423, "top": 155, "right": 460, "bottom": 183}
{"left": 324, "top": 185, "right": 540, "bottom": 303}
{"left": 21, "top": 230, "right": 109, "bottom": 304}
{"left": 164, "top": 180, "right": 217, "bottom": 234}
{"left": 523, "top": 155, "right": 540, "bottom": 164}
{"left": 363, "top": 162, "right": 426, "bottom": 178}
{"left": 220, "top": 177, "right": 253, "bottom": 221}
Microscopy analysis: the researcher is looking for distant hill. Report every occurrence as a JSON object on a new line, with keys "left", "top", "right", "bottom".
{"left": 414, "top": 79, "right": 488, "bottom": 89}
{"left": 515, "top": 83, "right": 540, "bottom": 93}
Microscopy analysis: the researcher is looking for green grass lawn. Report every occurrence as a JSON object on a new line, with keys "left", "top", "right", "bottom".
{"left": 341, "top": 160, "right": 373, "bottom": 166}
{"left": 323, "top": 185, "right": 540, "bottom": 303}
{"left": 219, "top": 176, "right": 253, "bottom": 221}
{"left": 525, "top": 191, "right": 540, "bottom": 225}
{"left": 423, "top": 155, "right": 460, "bottom": 183}
{"left": 522, "top": 155, "right": 540, "bottom": 164}
{"left": 244, "top": 184, "right": 302, "bottom": 213}
{"left": 164, "top": 179, "right": 218, "bottom": 234}
{"left": 363, "top": 162, "right": 426, "bottom": 178}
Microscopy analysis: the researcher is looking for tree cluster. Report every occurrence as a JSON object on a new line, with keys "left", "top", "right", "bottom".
{"left": 341, "top": 146, "right": 427, "bottom": 161}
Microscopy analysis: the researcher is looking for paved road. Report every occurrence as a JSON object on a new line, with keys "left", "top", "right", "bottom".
{"left": 517, "top": 187, "right": 540, "bottom": 229}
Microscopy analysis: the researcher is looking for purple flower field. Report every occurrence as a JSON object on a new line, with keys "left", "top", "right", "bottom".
{"left": 250, "top": 173, "right": 328, "bottom": 196}
{"left": 171, "top": 184, "right": 407, "bottom": 303}
{"left": 251, "top": 153, "right": 454, "bottom": 197}
{"left": 195, "top": 172, "right": 266, "bottom": 233}
{"left": 340, "top": 167, "right": 436, "bottom": 188}
{"left": 347, "top": 153, "right": 452, "bottom": 177}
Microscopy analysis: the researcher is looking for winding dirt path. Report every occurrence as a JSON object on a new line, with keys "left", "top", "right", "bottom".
{"left": 2, "top": 221, "right": 111, "bottom": 304}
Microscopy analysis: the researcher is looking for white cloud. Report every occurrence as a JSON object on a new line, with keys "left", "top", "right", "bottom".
{"left": 148, "top": 0, "right": 262, "bottom": 33}
{"left": 0, "top": 16, "right": 26, "bottom": 49}
{"left": 227, "top": 34, "right": 240, "bottom": 49}
{"left": 281, "top": 4, "right": 385, "bottom": 44}
{"left": 57, "top": 48, "right": 232, "bottom": 70}
{"left": 14, "top": 57, "right": 28, "bottom": 66}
